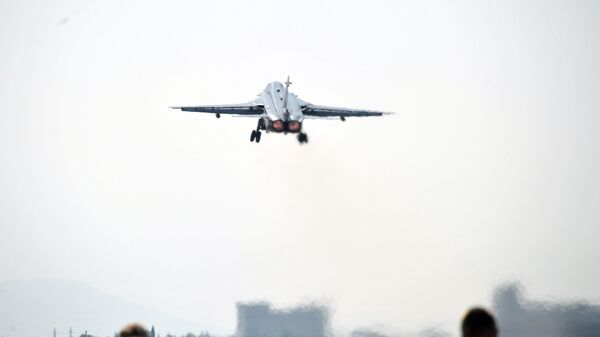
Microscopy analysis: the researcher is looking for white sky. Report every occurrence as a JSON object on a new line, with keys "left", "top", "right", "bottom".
{"left": 1, "top": 0, "right": 600, "bottom": 334}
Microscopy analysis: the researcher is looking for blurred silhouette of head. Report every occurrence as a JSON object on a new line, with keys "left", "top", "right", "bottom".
{"left": 120, "top": 323, "right": 148, "bottom": 337}
{"left": 462, "top": 308, "right": 498, "bottom": 337}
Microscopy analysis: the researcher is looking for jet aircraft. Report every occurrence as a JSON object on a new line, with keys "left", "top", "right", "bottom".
{"left": 170, "top": 77, "right": 390, "bottom": 144}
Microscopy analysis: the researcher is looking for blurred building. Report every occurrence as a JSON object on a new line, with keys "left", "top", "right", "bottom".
{"left": 493, "top": 284, "right": 600, "bottom": 337}
{"left": 236, "top": 303, "right": 328, "bottom": 337}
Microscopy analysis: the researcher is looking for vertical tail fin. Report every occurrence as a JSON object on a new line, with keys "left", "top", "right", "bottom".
{"left": 283, "top": 76, "right": 292, "bottom": 113}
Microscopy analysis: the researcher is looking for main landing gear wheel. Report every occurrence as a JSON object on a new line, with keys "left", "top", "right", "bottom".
{"left": 250, "top": 119, "right": 264, "bottom": 143}
{"left": 297, "top": 132, "right": 308, "bottom": 144}
{"left": 250, "top": 130, "right": 262, "bottom": 143}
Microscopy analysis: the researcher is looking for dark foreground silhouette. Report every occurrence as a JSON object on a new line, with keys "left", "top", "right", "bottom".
{"left": 462, "top": 308, "right": 498, "bottom": 337}
{"left": 120, "top": 323, "right": 148, "bottom": 337}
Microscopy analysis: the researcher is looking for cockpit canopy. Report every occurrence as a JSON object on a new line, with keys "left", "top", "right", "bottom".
{"left": 265, "top": 81, "right": 285, "bottom": 94}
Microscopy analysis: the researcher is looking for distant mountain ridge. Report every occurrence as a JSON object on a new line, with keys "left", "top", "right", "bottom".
{"left": 0, "top": 279, "right": 201, "bottom": 337}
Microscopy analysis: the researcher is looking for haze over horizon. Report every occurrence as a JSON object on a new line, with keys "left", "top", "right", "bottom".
{"left": 1, "top": 0, "right": 600, "bottom": 336}
{"left": 1, "top": 279, "right": 599, "bottom": 337}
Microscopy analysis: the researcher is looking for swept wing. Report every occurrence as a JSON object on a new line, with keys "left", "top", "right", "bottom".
{"left": 170, "top": 100, "right": 264, "bottom": 117}
{"left": 301, "top": 103, "right": 390, "bottom": 118}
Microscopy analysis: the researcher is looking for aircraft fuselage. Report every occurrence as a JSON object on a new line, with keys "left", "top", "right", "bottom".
{"left": 259, "top": 81, "right": 303, "bottom": 133}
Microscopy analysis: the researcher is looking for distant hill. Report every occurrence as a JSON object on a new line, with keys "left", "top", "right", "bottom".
{"left": 0, "top": 279, "right": 201, "bottom": 337}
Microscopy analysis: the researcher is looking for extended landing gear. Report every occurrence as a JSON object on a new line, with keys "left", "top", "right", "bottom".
{"left": 297, "top": 132, "right": 308, "bottom": 144}
{"left": 250, "top": 130, "right": 262, "bottom": 143}
{"left": 250, "top": 119, "right": 265, "bottom": 143}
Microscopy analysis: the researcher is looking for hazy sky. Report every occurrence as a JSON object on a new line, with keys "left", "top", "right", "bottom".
{"left": 1, "top": 0, "right": 600, "bottom": 334}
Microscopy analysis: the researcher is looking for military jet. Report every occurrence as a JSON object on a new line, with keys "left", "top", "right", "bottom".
{"left": 170, "top": 77, "right": 390, "bottom": 144}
